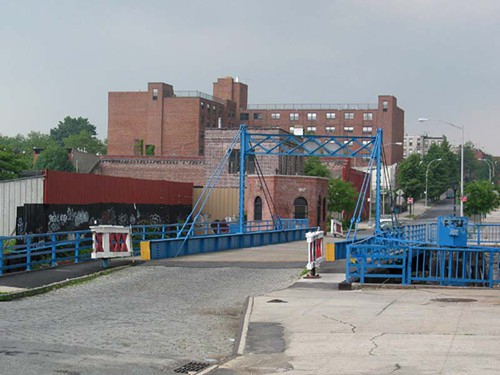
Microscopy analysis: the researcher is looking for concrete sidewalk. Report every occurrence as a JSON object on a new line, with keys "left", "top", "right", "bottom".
{"left": 0, "top": 258, "right": 137, "bottom": 295}
{"left": 215, "top": 274, "right": 500, "bottom": 375}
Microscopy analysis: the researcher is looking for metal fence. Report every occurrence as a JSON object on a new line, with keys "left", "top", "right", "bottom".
{"left": 347, "top": 228, "right": 500, "bottom": 288}
{"left": 467, "top": 223, "right": 500, "bottom": 245}
{"left": 0, "top": 219, "right": 308, "bottom": 274}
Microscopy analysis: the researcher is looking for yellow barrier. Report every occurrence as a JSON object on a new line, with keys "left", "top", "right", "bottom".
{"left": 140, "top": 241, "right": 151, "bottom": 260}
{"left": 325, "top": 243, "right": 335, "bottom": 262}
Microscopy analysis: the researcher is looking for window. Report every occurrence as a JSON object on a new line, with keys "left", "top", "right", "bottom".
{"left": 363, "top": 112, "right": 373, "bottom": 121}
{"left": 343, "top": 140, "right": 354, "bottom": 145}
{"left": 326, "top": 126, "right": 335, "bottom": 133}
{"left": 133, "top": 139, "right": 144, "bottom": 156}
{"left": 289, "top": 126, "right": 295, "bottom": 133}
{"left": 362, "top": 126, "right": 373, "bottom": 133}
{"left": 152, "top": 88, "right": 158, "bottom": 100}
{"left": 294, "top": 197, "right": 308, "bottom": 219}
{"left": 362, "top": 140, "right": 370, "bottom": 145}
{"left": 290, "top": 113, "right": 299, "bottom": 121}
{"left": 145, "top": 144, "right": 155, "bottom": 156}
{"left": 382, "top": 100, "right": 388, "bottom": 112}
{"left": 200, "top": 101, "right": 204, "bottom": 107}
{"left": 344, "top": 112, "right": 354, "bottom": 120}
{"left": 306, "top": 126, "right": 316, "bottom": 132}
{"left": 253, "top": 113, "right": 263, "bottom": 120}
{"left": 344, "top": 126, "right": 354, "bottom": 132}
{"left": 271, "top": 113, "right": 281, "bottom": 119}
{"left": 254, "top": 197, "right": 263, "bottom": 221}
{"left": 240, "top": 113, "right": 249, "bottom": 121}
{"left": 307, "top": 113, "right": 317, "bottom": 121}
{"left": 326, "top": 112, "right": 336, "bottom": 119}
{"left": 228, "top": 149, "right": 256, "bottom": 174}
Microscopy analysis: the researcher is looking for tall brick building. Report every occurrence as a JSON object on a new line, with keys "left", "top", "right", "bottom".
{"left": 102, "top": 76, "right": 403, "bottom": 227}
{"left": 107, "top": 76, "right": 404, "bottom": 165}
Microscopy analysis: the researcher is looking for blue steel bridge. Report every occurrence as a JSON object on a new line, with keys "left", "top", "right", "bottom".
{"left": 1, "top": 125, "right": 500, "bottom": 287}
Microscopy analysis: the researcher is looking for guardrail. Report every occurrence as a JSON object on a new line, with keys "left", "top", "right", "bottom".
{"left": 347, "top": 239, "right": 500, "bottom": 287}
{"left": 0, "top": 219, "right": 308, "bottom": 275}
{"left": 467, "top": 223, "right": 500, "bottom": 245}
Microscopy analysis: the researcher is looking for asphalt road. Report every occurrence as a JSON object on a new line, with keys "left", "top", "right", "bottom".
{"left": 0, "top": 264, "right": 302, "bottom": 375}
{"left": 418, "top": 198, "right": 456, "bottom": 220}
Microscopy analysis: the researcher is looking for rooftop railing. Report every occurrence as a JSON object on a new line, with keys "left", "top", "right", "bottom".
{"left": 246, "top": 103, "right": 378, "bottom": 111}
{"left": 174, "top": 91, "right": 225, "bottom": 105}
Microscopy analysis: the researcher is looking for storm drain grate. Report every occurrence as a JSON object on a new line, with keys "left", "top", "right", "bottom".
{"left": 431, "top": 298, "right": 477, "bottom": 303}
{"left": 267, "top": 299, "right": 288, "bottom": 303}
{"left": 173, "top": 362, "right": 211, "bottom": 374}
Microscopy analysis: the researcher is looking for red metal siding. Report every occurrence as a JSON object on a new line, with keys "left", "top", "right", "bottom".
{"left": 43, "top": 170, "right": 192, "bottom": 205}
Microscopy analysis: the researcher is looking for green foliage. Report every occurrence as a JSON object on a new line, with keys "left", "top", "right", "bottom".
{"left": 464, "top": 180, "right": 499, "bottom": 219}
{"left": 0, "top": 148, "right": 29, "bottom": 180}
{"left": 396, "top": 153, "right": 424, "bottom": 199}
{"left": 304, "top": 156, "right": 331, "bottom": 178}
{"left": 35, "top": 147, "right": 75, "bottom": 172}
{"left": 50, "top": 116, "right": 97, "bottom": 146}
{"left": 134, "top": 139, "right": 144, "bottom": 156}
{"left": 328, "top": 178, "right": 358, "bottom": 213}
{"left": 145, "top": 144, "right": 155, "bottom": 156}
{"left": 63, "top": 130, "right": 107, "bottom": 154}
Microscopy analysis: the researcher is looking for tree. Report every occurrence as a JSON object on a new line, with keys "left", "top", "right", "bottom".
{"left": 0, "top": 149, "right": 29, "bottom": 180}
{"left": 63, "top": 130, "right": 107, "bottom": 154}
{"left": 328, "top": 178, "right": 358, "bottom": 214}
{"left": 304, "top": 156, "right": 331, "bottom": 178}
{"left": 464, "top": 180, "right": 499, "bottom": 221}
{"left": 50, "top": 117, "right": 97, "bottom": 146}
{"left": 396, "top": 153, "right": 424, "bottom": 200}
{"left": 35, "top": 147, "right": 75, "bottom": 172}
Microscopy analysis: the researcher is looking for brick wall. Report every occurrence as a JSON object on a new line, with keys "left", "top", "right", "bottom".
{"left": 96, "top": 157, "right": 206, "bottom": 186}
{"left": 107, "top": 91, "right": 148, "bottom": 155}
{"left": 246, "top": 175, "right": 329, "bottom": 231}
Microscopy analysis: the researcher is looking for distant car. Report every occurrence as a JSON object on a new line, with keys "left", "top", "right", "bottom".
{"left": 380, "top": 219, "right": 393, "bottom": 230}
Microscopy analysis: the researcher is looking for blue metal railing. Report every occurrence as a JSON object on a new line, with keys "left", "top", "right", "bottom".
{"left": 408, "top": 245, "right": 500, "bottom": 287}
{"left": 468, "top": 223, "right": 500, "bottom": 245}
{"left": 0, "top": 230, "right": 94, "bottom": 274}
{"left": 0, "top": 219, "right": 309, "bottom": 275}
{"left": 347, "top": 241, "right": 500, "bottom": 287}
{"left": 347, "top": 222, "right": 500, "bottom": 287}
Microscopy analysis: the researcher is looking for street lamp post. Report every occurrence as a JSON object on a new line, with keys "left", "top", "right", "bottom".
{"left": 479, "top": 158, "right": 494, "bottom": 182}
{"left": 425, "top": 158, "right": 442, "bottom": 207}
{"left": 418, "top": 117, "right": 464, "bottom": 216}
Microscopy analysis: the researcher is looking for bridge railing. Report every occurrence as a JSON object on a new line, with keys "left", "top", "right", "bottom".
{"left": 408, "top": 245, "right": 500, "bottom": 287}
{"left": 467, "top": 223, "right": 500, "bottom": 245}
{"left": 0, "top": 230, "right": 94, "bottom": 274}
{"left": 1, "top": 219, "right": 310, "bottom": 275}
{"left": 347, "top": 237, "right": 500, "bottom": 287}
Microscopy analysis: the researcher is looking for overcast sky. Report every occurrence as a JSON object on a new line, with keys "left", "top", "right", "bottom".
{"left": 1, "top": 0, "right": 499, "bottom": 154}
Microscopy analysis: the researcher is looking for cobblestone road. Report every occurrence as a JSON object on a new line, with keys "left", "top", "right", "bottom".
{"left": 0, "top": 265, "right": 301, "bottom": 374}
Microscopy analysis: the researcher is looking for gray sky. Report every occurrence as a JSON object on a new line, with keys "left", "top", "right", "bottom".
{"left": 1, "top": 0, "right": 499, "bottom": 154}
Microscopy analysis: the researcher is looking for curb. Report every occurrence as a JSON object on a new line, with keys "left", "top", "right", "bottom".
{"left": 0, "top": 265, "right": 132, "bottom": 302}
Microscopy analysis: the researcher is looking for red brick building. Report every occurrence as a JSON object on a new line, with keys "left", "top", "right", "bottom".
{"left": 246, "top": 175, "right": 329, "bottom": 231}
{"left": 107, "top": 76, "right": 404, "bottom": 165}
{"left": 103, "top": 76, "right": 400, "bottom": 226}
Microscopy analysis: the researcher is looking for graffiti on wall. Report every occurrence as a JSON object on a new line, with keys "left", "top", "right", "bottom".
{"left": 16, "top": 203, "right": 191, "bottom": 235}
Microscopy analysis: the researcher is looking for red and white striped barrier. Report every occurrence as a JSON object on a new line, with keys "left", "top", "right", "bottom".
{"left": 90, "top": 225, "right": 133, "bottom": 260}
{"left": 331, "top": 219, "right": 344, "bottom": 238}
{"left": 305, "top": 230, "right": 325, "bottom": 278}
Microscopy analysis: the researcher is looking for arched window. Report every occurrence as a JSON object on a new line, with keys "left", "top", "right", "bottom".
{"left": 254, "top": 196, "right": 263, "bottom": 221}
{"left": 294, "top": 197, "right": 308, "bottom": 219}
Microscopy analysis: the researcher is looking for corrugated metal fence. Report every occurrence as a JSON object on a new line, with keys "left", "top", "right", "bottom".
{"left": 0, "top": 176, "right": 44, "bottom": 236}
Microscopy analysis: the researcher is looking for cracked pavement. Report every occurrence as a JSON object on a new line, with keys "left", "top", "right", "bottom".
{"left": 216, "top": 275, "right": 500, "bottom": 374}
